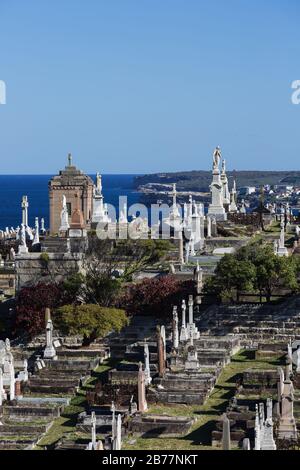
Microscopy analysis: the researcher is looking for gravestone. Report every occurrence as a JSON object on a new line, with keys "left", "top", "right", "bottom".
{"left": 222, "top": 414, "right": 231, "bottom": 450}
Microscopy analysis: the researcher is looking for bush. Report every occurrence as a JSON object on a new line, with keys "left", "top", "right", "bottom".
{"left": 120, "top": 275, "right": 195, "bottom": 318}
{"left": 54, "top": 304, "right": 129, "bottom": 344}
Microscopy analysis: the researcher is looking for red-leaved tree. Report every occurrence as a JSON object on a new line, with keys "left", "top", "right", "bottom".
{"left": 120, "top": 276, "right": 195, "bottom": 318}
{"left": 14, "top": 282, "right": 67, "bottom": 337}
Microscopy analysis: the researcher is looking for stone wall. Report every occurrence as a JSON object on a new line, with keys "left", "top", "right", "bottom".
{"left": 14, "top": 252, "right": 85, "bottom": 290}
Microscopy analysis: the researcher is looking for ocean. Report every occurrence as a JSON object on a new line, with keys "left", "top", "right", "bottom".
{"left": 0, "top": 174, "right": 141, "bottom": 230}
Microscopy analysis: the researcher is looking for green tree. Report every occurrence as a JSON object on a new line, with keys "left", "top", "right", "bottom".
{"left": 204, "top": 254, "right": 255, "bottom": 303}
{"left": 54, "top": 304, "right": 128, "bottom": 345}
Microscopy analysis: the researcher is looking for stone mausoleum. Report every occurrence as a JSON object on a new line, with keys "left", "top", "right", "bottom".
{"left": 49, "top": 154, "right": 94, "bottom": 234}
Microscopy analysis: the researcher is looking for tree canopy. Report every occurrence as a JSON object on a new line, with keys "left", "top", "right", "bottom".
{"left": 54, "top": 304, "right": 128, "bottom": 344}
{"left": 204, "top": 242, "right": 300, "bottom": 303}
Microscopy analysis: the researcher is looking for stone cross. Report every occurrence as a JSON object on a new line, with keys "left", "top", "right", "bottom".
{"left": 172, "top": 306, "right": 179, "bottom": 350}
{"left": 138, "top": 361, "right": 148, "bottom": 412}
{"left": 222, "top": 414, "right": 231, "bottom": 450}
{"left": 144, "top": 342, "right": 151, "bottom": 385}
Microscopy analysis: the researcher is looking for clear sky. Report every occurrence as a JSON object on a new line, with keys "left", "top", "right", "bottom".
{"left": 0, "top": 0, "right": 300, "bottom": 174}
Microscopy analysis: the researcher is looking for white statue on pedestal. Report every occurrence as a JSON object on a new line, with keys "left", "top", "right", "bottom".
{"left": 18, "top": 224, "right": 28, "bottom": 254}
{"left": 277, "top": 217, "right": 289, "bottom": 257}
{"left": 59, "top": 195, "right": 70, "bottom": 232}
{"left": 208, "top": 147, "right": 227, "bottom": 221}
{"left": 32, "top": 217, "right": 40, "bottom": 245}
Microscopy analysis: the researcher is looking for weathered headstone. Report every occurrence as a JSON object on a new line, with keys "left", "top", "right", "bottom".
{"left": 222, "top": 414, "right": 231, "bottom": 450}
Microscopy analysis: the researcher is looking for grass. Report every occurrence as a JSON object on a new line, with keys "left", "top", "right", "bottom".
{"left": 123, "top": 349, "right": 284, "bottom": 451}
{"left": 34, "top": 350, "right": 285, "bottom": 451}
{"left": 34, "top": 360, "right": 115, "bottom": 450}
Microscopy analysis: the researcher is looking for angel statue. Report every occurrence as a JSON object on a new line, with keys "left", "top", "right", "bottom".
{"left": 213, "top": 146, "right": 222, "bottom": 170}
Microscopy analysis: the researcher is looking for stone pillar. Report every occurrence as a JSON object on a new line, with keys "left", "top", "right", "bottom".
{"left": 222, "top": 414, "right": 231, "bottom": 450}
{"left": 254, "top": 404, "right": 261, "bottom": 450}
{"left": 180, "top": 300, "right": 188, "bottom": 342}
{"left": 160, "top": 325, "right": 166, "bottom": 361}
{"left": 138, "top": 362, "right": 148, "bottom": 412}
{"left": 0, "top": 368, "right": 6, "bottom": 406}
{"left": 45, "top": 308, "right": 51, "bottom": 324}
{"left": 188, "top": 295, "right": 194, "bottom": 325}
{"left": 157, "top": 326, "right": 165, "bottom": 378}
{"left": 111, "top": 402, "right": 116, "bottom": 445}
{"left": 9, "top": 361, "right": 15, "bottom": 401}
{"left": 296, "top": 346, "right": 300, "bottom": 373}
{"left": 91, "top": 411, "right": 97, "bottom": 449}
{"left": 21, "top": 196, "right": 29, "bottom": 226}
{"left": 206, "top": 216, "right": 212, "bottom": 238}
{"left": 144, "top": 342, "right": 151, "bottom": 385}
{"left": 178, "top": 231, "right": 184, "bottom": 264}
{"left": 115, "top": 414, "right": 122, "bottom": 450}
{"left": 287, "top": 341, "right": 293, "bottom": 374}
{"left": 172, "top": 306, "right": 179, "bottom": 350}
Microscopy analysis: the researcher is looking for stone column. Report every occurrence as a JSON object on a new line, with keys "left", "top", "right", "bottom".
{"left": 222, "top": 414, "right": 231, "bottom": 450}
{"left": 21, "top": 196, "right": 29, "bottom": 226}
{"left": 111, "top": 402, "right": 116, "bottom": 445}
{"left": 138, "top": 362, "right": 148, "bottom": 412}
{"left": 296, "top": 346, "right": 300, "bottom": 373}
{"left": 157, "top": 326, "right": 165, "bottom": 378}
{"left": 9, "top": 361, "right": 15, "bottom": 401}
{"left": 254, "top": 404, "right": 261, "bottom": 450}
{"left": 91, "top": 411, "right": 97, "bottom": 449}
{"left": 180, "top": 300, "right": 187, "bottom": 342}
{"left": 160, "top": 325, "right": 166, "bottom": 362}
{"left": 172, "top": 306, "right": 179, "bottom": 350}
{"left": 188, "top": 295, "right": 194, "bottom": 326}
{"left": 115, "top": 414, "right": 122, "bottom": 450}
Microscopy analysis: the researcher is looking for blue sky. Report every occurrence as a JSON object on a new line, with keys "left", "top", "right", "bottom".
{"left": 0, "top": 0, "right": 300, "bottom": 174}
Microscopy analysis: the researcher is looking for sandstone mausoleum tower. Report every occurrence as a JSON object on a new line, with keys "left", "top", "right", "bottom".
{"left": 49, "top": 154, "right": 94, "bottom": 234}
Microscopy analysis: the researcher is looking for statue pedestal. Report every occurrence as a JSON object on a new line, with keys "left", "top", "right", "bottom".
{"left": 44, "top": 346, "right": 57, "bottom": 360}
{"left": 277, "top": 247, "right": 289, "bottom": 257}
{"left": 18, "top": 246, "right": 28, "bottom": 254}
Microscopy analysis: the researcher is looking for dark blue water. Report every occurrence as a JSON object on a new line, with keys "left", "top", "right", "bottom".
{"left": 0, "top": 174, "right": 141, "bottom": 230}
